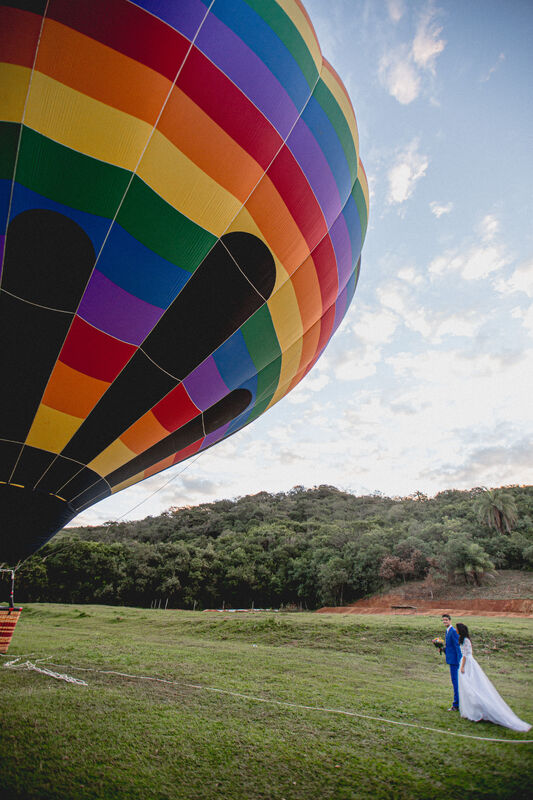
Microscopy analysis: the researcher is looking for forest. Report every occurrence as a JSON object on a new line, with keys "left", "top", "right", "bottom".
{"left": 7, "top": 485, "right": 533, "bottom": 610}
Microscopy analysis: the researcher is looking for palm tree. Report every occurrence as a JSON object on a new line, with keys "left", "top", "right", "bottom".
{"left": 454, "top": 542, "right": 495, "bottom": 586}
{"left": 475, "top": 488, "right": 518, "bottom": 535}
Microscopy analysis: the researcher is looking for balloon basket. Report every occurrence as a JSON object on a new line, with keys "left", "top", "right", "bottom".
{"left": 0, "top": 607, "right": 22, "bottom": 654}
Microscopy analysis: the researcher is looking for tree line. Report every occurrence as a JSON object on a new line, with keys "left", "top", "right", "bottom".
{"left": 7, "top": 485, "right": 533, "bottom": 610}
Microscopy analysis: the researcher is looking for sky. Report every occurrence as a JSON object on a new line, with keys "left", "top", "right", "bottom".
{"left": 74, "top": 0, "right": 533, "bottom": 527}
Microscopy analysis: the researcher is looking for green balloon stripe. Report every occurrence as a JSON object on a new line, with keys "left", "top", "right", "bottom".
{"left": 249, "top": 355, "right": 283, "bottom": 418}
{"left": 17, "top": 126, "right": 129, "bottom": 218}
{"left": 117, "top": 178, "right": 216, "bottom": 273}
{"left": 14, "top": 127, "right": 217, "bottom": 273}
{"left": 241, "top": 304, "right": 282, "bottom": 373}
{"left": 244, "top": 0, "right": 319, "bottom": 90}
{"left": 313, "top": 77, "right": 358, "bottom": 188}
{"left": 0, "top": 122, "right": 19, "bottom": 181}
{"left": 352, "top": 179, "right": 368, "bottom": 243}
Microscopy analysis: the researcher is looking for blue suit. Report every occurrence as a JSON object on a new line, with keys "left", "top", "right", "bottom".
{"left": 445, "top": 625, "right": 462, "bottom": 708}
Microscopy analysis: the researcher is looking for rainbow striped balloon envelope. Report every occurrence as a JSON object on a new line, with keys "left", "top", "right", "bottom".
{"left": 0, "top": 0, "right": 369, "bottom": 564}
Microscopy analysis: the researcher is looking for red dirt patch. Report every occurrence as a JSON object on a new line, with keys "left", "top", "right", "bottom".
{"left": 317, "top": 571, "right": 533, "bottom": 617}
{"left": 317, "top": 596, "right": 533, "bottom": 617}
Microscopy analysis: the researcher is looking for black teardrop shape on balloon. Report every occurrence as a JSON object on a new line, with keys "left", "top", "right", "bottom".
{"left": 58, "top": 232, "right": 275, "bottom": 469}
{"left": 143, "top": 232, "right": 276, "bottom": 379}
{"left": 0, "top": 291, "right": 73, "bottom": 443}
{"left": 3, "top": 209, "right": 95, "bottom": 311}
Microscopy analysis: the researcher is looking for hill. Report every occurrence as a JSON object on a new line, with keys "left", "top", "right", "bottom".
{"left": 8, "top": 485, "right": 533, "bottom": 611}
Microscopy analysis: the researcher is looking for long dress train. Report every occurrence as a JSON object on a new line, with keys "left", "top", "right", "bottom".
{"left": 458, "top": 638, "right": 531, "bottom": 732}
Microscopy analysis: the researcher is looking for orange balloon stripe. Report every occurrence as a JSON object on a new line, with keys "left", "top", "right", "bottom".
{"left": 244, "top": 180, "right": 310, "bottom": 276}
{"left": 286, "top": 315, "right": 322, "bottom": 394}
{"left": 41, "top": 360, "right": 109, "bottom": 419}
{"left": 298, "top": 316, "right": 323, "bottom": 386}
{"left": 143, "top": 454, "right": 175, "bottom": 479}
{"left": 290, "top": 253, "right": 323, "bottom": 332}
{"left": 35, "top": 17, "right": 171, "bottom": 126}
{"left": 158, "top": 85, "right": 264, "bottom": 206}
{"left": 119, "top": 411, "right": 169, "bottom": 456}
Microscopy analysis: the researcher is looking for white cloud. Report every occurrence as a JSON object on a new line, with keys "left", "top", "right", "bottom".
{"left": 330, "top": 307, "right": 401, "bottom": 383}
{"left": 379, "top": 3, "right": 446, "bottom": 105}
{"left": 334, "top": 344, "right": 381, "bottom": 382}
{"left": 461, "top": 245, "right": 510, "bottom": 280}
{"left": 429, "top": 437, "right": 532, "bottom": 486}
{"left": 302, "top": 371, "right": 330, "bottom": 392}
{"left": 397, "top": 266, "right": 424, "bottom": 285}
{"left": 522, "top": 304, "right": 533, "bottom": 335}
{"left": 387, "top": 0, "right": 405, "bottom": 23}
{"left": 352, "top": 307, "right": 399, "bottom": 345}
{"left": 430, "top": 244, "right": 510, "bottom": 281}
{"left": 481, "top": 52, "right": 505, "bottom": 83}
{"left": 387, "top": 139, "right": 429, "bottom": 204}
{"left": 511, "top": 302, "right": 533, "bottom": 336}
{"left": 430, "top": 200, "right": 453, "bottom": 218}
{"left": 432, "top": 313, "right": 485, "bottom": 340}
{"left": 494, "top": 259, "right": 533, "bottom": 298}
{"left": 412, "top": 7, "right": 446, "bottom": 72}
{"left": 478, "top": 213, "right": 500, "bottom": 241}
{"left": 429, "top": 215, "right": 511, "bottom": 281}
{"left": 379, "top": 50, "right": 421, "bottom": 105}
{"left": 377, "top": 281, "right": 487, "bottom": 343}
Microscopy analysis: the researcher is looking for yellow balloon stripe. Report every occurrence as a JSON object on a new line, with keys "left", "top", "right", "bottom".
{"left": 274, "top": 0, "right": 322, "bottom": 75}
{"left": 357, "top": 159, "right": 370, "bottom": 220}
{"left": 321, "top": 61, "right": 360, "bottom": 164}
{"left": 0, "top": 62, "right": 30, "bottom": 123}
{"left": 89, "top": 438, "right": 137, "bottom": 478}
{"left": 139, "top": 132, "right": 243, "bottom": 237}
{"left": 26, "top": 405, "right": 84, "bottom": 453}
{"left": 25, "top": 70, "right": 150, "bottom": 171}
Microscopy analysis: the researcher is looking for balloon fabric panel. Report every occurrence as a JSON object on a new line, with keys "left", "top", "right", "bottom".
{"left": 0, "top": 0, "right": 369, "bottom": 563}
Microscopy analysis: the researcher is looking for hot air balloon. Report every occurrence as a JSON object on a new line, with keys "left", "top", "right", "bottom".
{"left": 0, "top": 0, "right": 369, "bottom": 565}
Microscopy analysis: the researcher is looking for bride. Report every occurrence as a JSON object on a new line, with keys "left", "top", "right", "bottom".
{"left": 457, "top": 623, "right": 531, "bottom": 732}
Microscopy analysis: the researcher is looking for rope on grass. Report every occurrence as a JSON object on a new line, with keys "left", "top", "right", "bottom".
{"left": 32, "top": 660, "right": 533, "bottom": 744}
{"left": 3, "top": 656, "right": 88, "bottom": 685}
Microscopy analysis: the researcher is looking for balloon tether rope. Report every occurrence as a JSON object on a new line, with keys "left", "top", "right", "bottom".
{"left": 2, "top": 655, "right": 531, "bottom": 744}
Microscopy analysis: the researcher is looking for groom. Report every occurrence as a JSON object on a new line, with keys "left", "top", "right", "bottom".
{"left": 442, "top": 613, "right": 462, "bottom": 710}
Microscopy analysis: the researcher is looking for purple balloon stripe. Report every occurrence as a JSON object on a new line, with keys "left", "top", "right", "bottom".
{"left": 286, "top": 118, "right": 342, "bottom": 229}
{"left": 331, "top": 279, "right": 350, "bottom": 336}
{"left": 329, "top": 212, "right": 354, "bottom": 291}
{"left": 195, "top": 11, "right": 300, "bottom": 139}
{"left": 131, "top": 0, "right": 208, "bottom": 41}
{"left": 78, "top": 270, "right": 164, "bottom": 345}
{"left": 183, "top": 355, "right": 229, "bottom": 411}
{"left": 200, "top": 422, "right": 232, "bottom": 451}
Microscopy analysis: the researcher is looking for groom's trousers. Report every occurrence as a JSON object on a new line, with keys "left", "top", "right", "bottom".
{"left": 449, "top": 664, "right": 459, "bottom": 708}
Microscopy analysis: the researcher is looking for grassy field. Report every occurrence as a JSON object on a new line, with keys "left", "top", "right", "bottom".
{"left": 1, "top": 605, "right": 532, "bottom": 800}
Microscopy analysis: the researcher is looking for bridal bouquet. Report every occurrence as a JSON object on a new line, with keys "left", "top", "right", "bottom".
{"left": 432, "top": 637, "right": 444, "bottom": 654}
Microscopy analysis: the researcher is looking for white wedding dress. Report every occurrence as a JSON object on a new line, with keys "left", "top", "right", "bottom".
{"left": 458, "top": 638, "right": 531, "bottom": 732}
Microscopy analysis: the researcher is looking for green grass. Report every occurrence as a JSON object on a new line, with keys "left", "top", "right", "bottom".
{"left": 1, "top": 605, "right": 532, "bottom": 800}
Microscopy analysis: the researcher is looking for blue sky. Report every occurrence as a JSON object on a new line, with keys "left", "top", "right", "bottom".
{"left": 76, "top": 0, "right": 533, "bottom": 527}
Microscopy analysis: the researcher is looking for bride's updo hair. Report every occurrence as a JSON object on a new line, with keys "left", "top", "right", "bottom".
{"left": 456, "top": 623, "right": 470, "bottom": 644}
